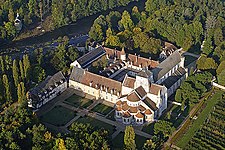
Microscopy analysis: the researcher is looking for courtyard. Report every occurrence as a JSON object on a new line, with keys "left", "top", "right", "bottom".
{"left": 37, "top": 89, "right": 152, "bottom": 148}
{"left": 40, "top": 105, "right": 76, "bottom": 126}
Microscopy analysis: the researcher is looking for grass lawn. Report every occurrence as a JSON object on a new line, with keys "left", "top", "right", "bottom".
{"left": 76, "top": 116, "right": 115, "bottom": 134}
{"left": 142, "top": 123, "right": 155, "bottom": 135}
{"left": 40, "top": 105, "right": 76, "bottom": 126}
{"left": 91, "top": 103, "right": 113, "bottom": 115}
{"left": 106, "top": 110, "right": 116, "bottom": 121}
{"left": 64, "top": 94, "right": 93, "bottom": 108}
{"left": 176, "top": 90, "right": 224, "bottom": 148}
{"left": 184, "top": 55, "right": 197, "bottom": 67}
{"left": 112, "top": 132, "right": 147, "bottom": 149}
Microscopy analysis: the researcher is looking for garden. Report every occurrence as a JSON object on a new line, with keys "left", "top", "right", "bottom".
{"left": 63, "top": 94, "right": 93, "bottom": 108}
{"left": 40, "top": 105, "right": 76, "bottom": 126}
{"left": 75, "top": 116, "right": 115, "bottom": 134}
{"left": 91, "top": 103, "right": 114, "bottom": 116}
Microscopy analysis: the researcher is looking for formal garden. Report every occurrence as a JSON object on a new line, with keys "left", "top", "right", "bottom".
{"left": 75, "top": 116, "right": 116, "bottom": 135}
{"left": 91, "top": 103, "right": 114, "bottom": 116}
{"left": 40, "top": 105, "right": 76, "bottom": 126}
{"left": 63, "top": 94, "right": 93, "bottom": 108}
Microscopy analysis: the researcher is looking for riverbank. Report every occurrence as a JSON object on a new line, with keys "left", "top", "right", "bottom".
{"left": 1, "top": 0, "right": 145, "bottom": 50}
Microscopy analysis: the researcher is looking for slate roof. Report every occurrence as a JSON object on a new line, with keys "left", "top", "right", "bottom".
{"left": 77, "top": 46, "right": 105, "bottom": 68}
{"left": 137, "top": 69, "right": 153, "bottom": 78}
{"left": 29, "top": 71, "right": 66, "bottom": 96}
{"left": 143, "top": 97, "right": 158, "bottom": 111}
{"left": 161, "top": 67, "right": 186, "bottom": 88}
{"left": 152, "top": 50, "right": 181, "bottom": 81}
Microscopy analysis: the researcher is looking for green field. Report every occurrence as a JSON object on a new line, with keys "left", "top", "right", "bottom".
{"left": 76, "top": 116, "right": 115, "bottom": 134}
{"left": 40, "top": 105, "right": 76, "bottom": 126}
{"left": 112, "top": 132, "right": 147, "bottom": 149}
{"left": 176, "top": 90, "right": 224, "bottom": 148}
{"left": 64, "top": 94, "right": 93, "bottom": 108}
{"left": 91, "top": 103, "right": 113, "bottom": 115}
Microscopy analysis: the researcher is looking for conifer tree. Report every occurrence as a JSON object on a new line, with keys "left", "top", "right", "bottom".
{"left": 12, "top": 59, "right": 19, "bottom": 88}
{"left": 0, "top": 56, "right": 5, "bottom": 73}
{"left": 124, "top": 126, "right": 136, "bottom": 150}
{"left": 19, "top": 60, "right": 25, "bottom": 80}
{"left": 23, "top": 54, "right": 31, "bottom": 81}
{"left": 2, "top": 74, "right": 12, "bottom": 102}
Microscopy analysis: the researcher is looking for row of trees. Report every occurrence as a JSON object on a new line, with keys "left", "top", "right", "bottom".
{"left": 0, "top": 54, "right": 31, "bottom": 109}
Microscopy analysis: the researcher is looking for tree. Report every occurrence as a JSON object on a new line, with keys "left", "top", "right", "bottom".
{"left": 8, "top": 8, "right": 15, "bottom": 22}
{"left": 124, "top": 126, "right": 136, "bottom": 150}
{"left": 89, "top": 23, "right": 104, "bottom": 41}
{"left": 12, "top": 59, "right": 19, "bottom": 88}
{"left": 55, "top": 138, "right": 66, "bottom": 150}
{"left": 214, "top": 28, "right": 223, "bottom": 46}
{"left": 216, "top": 61, "right": 225, "bottom": 76}
{"left": 17, "top": 82, "right": 26, "bottom": 103}
{"left": 202, "top": 38, "right": 213, "bottom": 56}
{"left": 218, "top": 70, "right": 225, "bottom": 86}
{"left": 2, "top": 74, "right": 12, "bottom": 103}
{"left": 143, "top": 139, "right": 156, "bottom": 150}
{"left": 23, "top": 54, "right": 31, "bottom": 82}
{"left": 19, "top": 60, "right": 25, "bottom": 80}
{"left": 0, "top": 56, "right": 5, "bottom": 73}
{"left": 118, "top": 11, "right": 134, "bottom": 31}
{"left": 154, "top": 120, "right": 174, "bottom": 137}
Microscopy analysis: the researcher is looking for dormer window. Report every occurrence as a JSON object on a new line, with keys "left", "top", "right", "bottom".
{"left": 49, "top": 86, "right": 53, "bottom": 91}
{"left": 44, "top": 90, "right": 47, "bottom": 94}
{"left": 55, "top": 82, "right": 58, "bottom": 87}
{"left": 89, "top": 81, "right": 93, "bottom": 87}
{"left": 60, "top": 79, "right": 64, "bottom": 84}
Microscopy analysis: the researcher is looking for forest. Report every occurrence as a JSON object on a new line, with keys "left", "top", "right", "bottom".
{"left": 0, "top": 0, "right": 225, "bottom": 149}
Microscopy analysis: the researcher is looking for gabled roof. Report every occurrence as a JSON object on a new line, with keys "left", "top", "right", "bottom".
{"left": 135, "top": 86, "right": 147, "bottom": 98}
{"left": 143, "top": 97, "right": 158, "bottom": 111}
{"left": 70, "top": 67, "right": 122, "bottom": 94}
{"left": 127, "top": 92, "right": 140, "bottom": 102}
{"left": 161, "top": 67, "right": 186, "bottom": 88}
{"left": 29, "top": 71, "right": 66, "bottom": 96}
{"left": 137, "top": 69, "right": 153, "bottom": 78}
{"left": 129, "top": 107, "right": 138, "bottom": 113}
{"left": 152, "top": 50, "right": 181, "bottom": 81}
{"left": 77, "top": 46, "right": 105, "bottom": 68}
{"left": 128, "top": 54, "right": 159, "bottom": 69}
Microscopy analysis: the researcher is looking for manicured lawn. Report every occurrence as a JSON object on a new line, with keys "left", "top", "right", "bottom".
{"left": 64, "top": 94, "right": 93, "bottom": 108}
{"left": 176, "top": 90, "right": 224, "bottom": 148}
{"left": 76, "top": 116, "right": 115, "bottom": 134}
{"left": 184, "top": 55, "right": 197, "bottom": 67}
{"left": 91, "top": 103, "right": 113, "bottom": 115}
{"left": 106, "top": 110, "right": 116, "bottom": 121}
{"left": 142, "top": 122, "right": 155, "bottom": 135}
{"left": 40, "top": 105, "right": 76, "bottom": 126}
{"left": 112, "top": 132, "right": 147, "bottom": 149}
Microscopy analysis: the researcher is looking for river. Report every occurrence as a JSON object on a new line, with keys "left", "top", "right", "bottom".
{"left": 1, "top": 0, "right": 146, "bottom": 50}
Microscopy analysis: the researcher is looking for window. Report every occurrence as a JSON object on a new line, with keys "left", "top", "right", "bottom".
{"left": 124, "top": 119, "right": 126, "bottom": 122}
{"left": 106, "top": 96, "right": 108, "bottom": 99}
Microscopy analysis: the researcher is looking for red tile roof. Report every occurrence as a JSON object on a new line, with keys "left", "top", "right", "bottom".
{"left": 123, "top": 76, "right": 135, "bottom": 89}
{"left": 138, "top": 105, "right": 146, "bottom": 112}
{"left": 135, "top": 112, "right": 144, "bottom": 118}
{"left": 135, "top": 86, "right": 147, "bottom": 98}
{"left": 128, "top": 54, "right": 159, "bottom": 69}
{"left": 116, "top": 100, "right": 122, "bottom": 106}
{"left": 144, "top": 109, "right": 152, "bottom": 115}
{"left": 123, "top": 111, "right": 131, "bottom": 118}
{"left": 122, "top": 102, "right": 129, "bottom": 111}
{"left": 150, "top": 84, "right": 162, "bottom": 95}
{"left": 80, "top": 71, "right": 122, "bottom": 94}
{"left": 129, "top": 106, "right": 138, "bottom": 113}
{"left": 127, "top": 92, "right": 140, "bottom": 102}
